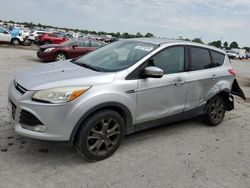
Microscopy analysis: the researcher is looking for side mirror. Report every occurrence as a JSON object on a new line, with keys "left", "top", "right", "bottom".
{"left": 143, "top": 66, "right": 164, "bottom": 78}
{"left": 72, "top": 44, "right": 77, "bottom": 49}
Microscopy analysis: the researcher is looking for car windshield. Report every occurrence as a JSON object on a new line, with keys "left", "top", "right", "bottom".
{"left": 72, "top": 40, "right": 157, "bottom": 72}
{"left": 60, "top": 39, "right": 77, "bottom": 46}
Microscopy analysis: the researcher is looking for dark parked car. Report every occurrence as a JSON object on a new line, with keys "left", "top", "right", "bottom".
{"left": 37, "top": 39, "right": 106, "bottom": 61}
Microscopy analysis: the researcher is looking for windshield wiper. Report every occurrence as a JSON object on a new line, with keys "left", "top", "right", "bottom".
{"left": 70, "top": 59, "right": 100, "bottom": 72}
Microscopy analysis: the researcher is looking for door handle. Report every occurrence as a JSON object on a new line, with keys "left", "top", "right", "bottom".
{"left": 174, "top": 78, "right": 185, "bottom": 86}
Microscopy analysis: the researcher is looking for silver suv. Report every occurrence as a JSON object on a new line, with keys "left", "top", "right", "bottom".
{"left": 8, "top": 38, "right": 245, "bottom": 161}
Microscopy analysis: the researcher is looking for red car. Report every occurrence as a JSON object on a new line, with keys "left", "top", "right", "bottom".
{"left": 37, "top": 39, "right": 105, "bottom": 61}
{"left": 37, "top": 33, "right": 68, "bottom": 45}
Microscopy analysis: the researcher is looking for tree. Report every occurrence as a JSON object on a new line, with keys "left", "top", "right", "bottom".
{"left": 208, "top": 40, "right": 222, "bottom": 48}
{"left": 192, "top": 38, "right": 203, "bottom": 44}
{"left": 122, "top": 32, "right": 130, "bottom": 38}
{"left": 116, "top": 32, "right": 121, "bottom": 38}
{"left": 223, "top": 42, "right": 228, "bottom": 48}
{"left": 230, "top": 41, "right": 239, "bottom": 49}
{"left": 145, "top": 33, "right": 154, "bottom": 38}
{"left": 135, "top": 32, "right": 143, "bottom": 38}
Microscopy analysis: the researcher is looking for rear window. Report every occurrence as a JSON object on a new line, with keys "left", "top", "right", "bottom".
{"left": 210, "top": 51, "right": 225, "bottom": 67}
{"left": 190, "top": 47, "right": 212, "bottom": 71}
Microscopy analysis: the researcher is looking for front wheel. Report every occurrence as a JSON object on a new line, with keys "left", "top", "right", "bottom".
{"left": 11, "top": 38, "right": 20, "bottom": 45}
{"left": 75, "top": 110, "right": 125, "bottom": 161}
{"left": 203, "top": 95, "right": 225, "bottom": 126}
{"left": 55, "top": 52, "right": 67, "bottom": 61}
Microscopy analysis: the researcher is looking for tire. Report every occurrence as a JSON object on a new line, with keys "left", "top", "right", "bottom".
{"left": 44, "top": 41, "right": 51, "bottom": 45}
{"left": 11, "top": 38, "right": 20, "bottom": 45}
{"left": 203, "top": 95, "right": 226, "bottom": 126}
{"left": 74, "top": 110, "right": 125, "bottom": 161}
{"left": 55, "top": 52, "right": 67, "bottom": 61}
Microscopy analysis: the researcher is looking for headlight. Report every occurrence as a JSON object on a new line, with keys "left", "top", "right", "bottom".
{"left": 44, "top": 48, "right": 55, "bottom": 52}
{"left": 32, "top": 86, "right": 91, "bottom": 104}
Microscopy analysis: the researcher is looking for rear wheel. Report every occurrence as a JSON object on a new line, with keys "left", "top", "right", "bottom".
{"left": 55, "top": 52, "right": 67, "bottom": 61}
{"left": 75, "top": 110, "right": 125, "bottom": 161}
{"left": 203, "top": 95, "right": 225, "bottom": 126}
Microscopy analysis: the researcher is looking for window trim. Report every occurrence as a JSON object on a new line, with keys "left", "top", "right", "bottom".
{"left": 126, "top": 45, "right": 188, "bottom": 80}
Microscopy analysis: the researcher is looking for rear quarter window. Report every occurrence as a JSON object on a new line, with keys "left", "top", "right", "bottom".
{"left": 210, "top": 51, "right": 225, "bottom": 67}
{"left": 190, "top": 47, "right": 212, "bottom": 71}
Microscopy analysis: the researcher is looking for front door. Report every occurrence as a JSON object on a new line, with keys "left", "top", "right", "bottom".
{"left": 70, "top": 41, "right": 92, "bottom": 58}
{"left": 136, "top": 46, "right": 188, "bottom": 126}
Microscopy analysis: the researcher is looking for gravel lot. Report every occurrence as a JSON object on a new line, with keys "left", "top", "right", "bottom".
{"left": 0, "top": 47, "right": 250, "bottom": 188}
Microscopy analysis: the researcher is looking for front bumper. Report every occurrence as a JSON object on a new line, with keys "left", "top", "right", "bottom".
{"left": 8, "top": 81, "right": 80, "bottom": 141}
{"left": 37, "top": 51, "right": 54, "bottom": 61}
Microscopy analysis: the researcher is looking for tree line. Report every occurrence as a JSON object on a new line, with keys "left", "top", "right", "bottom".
{"left": 1, "top": 20, "right": 154, "bottom": 39}
{"left": 1, "top": 20, "right": 249, "bottom": 50}
{"left": 178, "top": 36, "right": 249, "bottom": 51}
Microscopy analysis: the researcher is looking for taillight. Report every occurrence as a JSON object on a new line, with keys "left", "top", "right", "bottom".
{"left": 228, "top": 69, "right": 236, "bottom": 76}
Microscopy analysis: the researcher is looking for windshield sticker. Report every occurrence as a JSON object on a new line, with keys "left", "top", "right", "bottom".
{"left": 135, "top": 45, "right": 153, "bottom": 52}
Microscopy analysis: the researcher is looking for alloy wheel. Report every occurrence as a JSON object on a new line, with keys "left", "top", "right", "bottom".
{"left": 86, "top": 118, "right": 121, "bottom": 156}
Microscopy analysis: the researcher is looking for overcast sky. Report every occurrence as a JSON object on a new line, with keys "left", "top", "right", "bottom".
{"left": 0, "top": 0, "right": 249, "bottom": 47}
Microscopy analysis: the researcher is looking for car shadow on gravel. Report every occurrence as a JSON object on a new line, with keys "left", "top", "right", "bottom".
{"left": 0, "top": 117, "right": 203, "bottom": 164}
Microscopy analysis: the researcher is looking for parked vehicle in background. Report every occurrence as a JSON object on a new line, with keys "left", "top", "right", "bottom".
{"left": 0, "top": 27, "right": 24, "bottom": 45}
{"left": 237, "top": 49, "right": 247, "bottom": 60}
{"left": 37, "top": 33, "right": 68, "bottom": 45}
{"left": 28, "top": 30, "right": 50, "bottom": 42}
{"left": 226, "top": 50, "right": 239, "bottom": 59}
{"left": 37, "top": 39, "right": 106, "bottom": 61}
{"left": 19, "top": 30, "right": 30, "bottom": 39}
{"left": 9, "top": 38, "right": 245, "bottom": 161}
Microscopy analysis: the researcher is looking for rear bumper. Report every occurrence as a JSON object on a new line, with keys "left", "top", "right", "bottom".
{"left": 231, "top": 79, "right": 246, "bottom": 100}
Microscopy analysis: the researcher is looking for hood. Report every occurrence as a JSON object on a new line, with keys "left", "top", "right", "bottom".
{"left": 14, "top": 60, "right": 116, "bottom": 90}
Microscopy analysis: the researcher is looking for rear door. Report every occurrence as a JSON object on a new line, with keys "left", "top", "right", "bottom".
{"left": 136, "top": 46, "right": 189, "bottom": 126}
{"left": 184, "top": 46, "right": 218, "bottom": 111}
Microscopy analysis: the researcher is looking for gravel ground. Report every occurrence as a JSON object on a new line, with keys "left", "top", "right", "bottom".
{"left": 0, "top": 47, "right": 250, "bottom": 188}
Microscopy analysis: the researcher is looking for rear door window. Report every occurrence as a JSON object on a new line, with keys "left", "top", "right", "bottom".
{"left": 190, "top": 47, "right": 212, "bottom": 71}
{"left": 210, "top": 50, "right": 225, "bottom": 67}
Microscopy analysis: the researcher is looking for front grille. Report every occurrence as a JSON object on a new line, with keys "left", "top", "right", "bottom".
{"left": 13, "top": 80, "right": 27, "bottom": 95}
{"left": 10, "top": 100, "right": 16, "bottom": 120}
{"left": 19, "top": 110, "right": 43, "bottom": 127}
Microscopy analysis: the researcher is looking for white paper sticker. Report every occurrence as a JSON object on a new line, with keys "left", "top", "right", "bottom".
{"left": 135, "top": 45, "right": 153, "bottom": 52}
